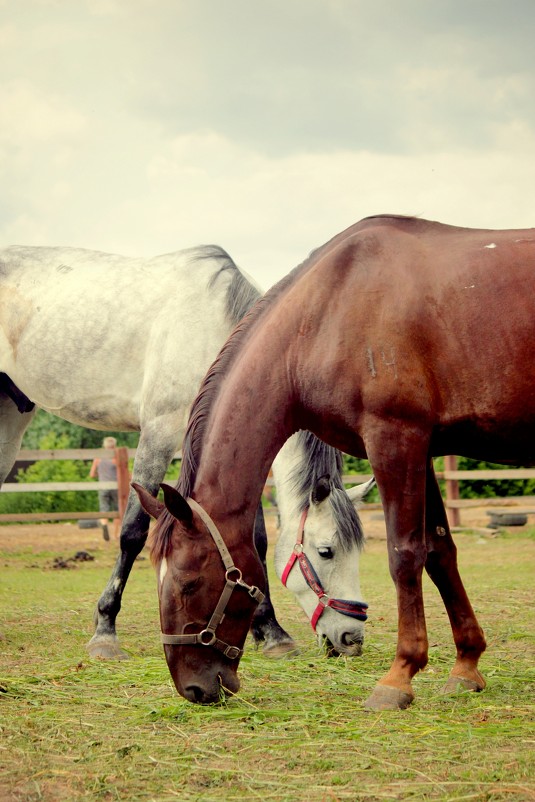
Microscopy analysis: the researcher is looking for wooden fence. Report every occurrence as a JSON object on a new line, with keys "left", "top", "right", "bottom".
{"left": 0, "top": 447, "right": 135, "bottom": 524}
{"left": 1, "top": 449, "right": 535, "bottom": 528}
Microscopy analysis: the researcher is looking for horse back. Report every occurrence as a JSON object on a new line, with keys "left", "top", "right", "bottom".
{"left": 277, "top": 217, "right": 535, "bottom": 460}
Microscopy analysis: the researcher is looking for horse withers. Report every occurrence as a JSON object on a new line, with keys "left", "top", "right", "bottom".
{"left": 136, "top": 215, "right": 535, "bottom": 709}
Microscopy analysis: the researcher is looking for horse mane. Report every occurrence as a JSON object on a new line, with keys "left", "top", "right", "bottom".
{"left": 150, "top": 246, "right": 262, "bottom": 563}
{"left": 151, "top": 224, "right": 378, "bottom": 561}
{"left": 290, "top": 431, "right": 365, "bottom": 551}
{"left": 201, "top": 246, "right": 261, "bottom": 324}
{"left": 177, "top": 256, "right": 315, "bottom": 502}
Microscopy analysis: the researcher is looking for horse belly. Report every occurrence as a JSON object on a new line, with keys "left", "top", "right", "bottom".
{"left": 431, "top": 404, "right": 535, "bottom": 465}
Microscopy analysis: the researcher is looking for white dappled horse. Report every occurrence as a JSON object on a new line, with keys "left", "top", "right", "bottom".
{"left": 0, "top": 244, "right": 373, "bottom": 658}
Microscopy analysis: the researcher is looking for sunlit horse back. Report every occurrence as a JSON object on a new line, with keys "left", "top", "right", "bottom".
{"left": 143, "top": 215, "right": 535, "bottom": 708}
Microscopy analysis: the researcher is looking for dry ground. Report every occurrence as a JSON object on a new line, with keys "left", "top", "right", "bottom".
{"left": 0, "top": 502, "right": 530, "bottom": 555}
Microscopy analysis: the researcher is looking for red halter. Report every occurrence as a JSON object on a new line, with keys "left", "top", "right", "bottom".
{"left": 281, "top": 508, "right": 368, "bottom": 631}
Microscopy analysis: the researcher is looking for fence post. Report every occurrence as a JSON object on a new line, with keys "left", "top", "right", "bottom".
{"left": 115, "top": 446, "right": 130, "bottom": 524}
{"left": 444, "top": 455, "right": 460, "bottom": 528}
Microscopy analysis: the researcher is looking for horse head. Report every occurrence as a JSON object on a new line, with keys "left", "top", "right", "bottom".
{"left": 274, "top": 473, "right": 375, "bottom": 657}
{"left": 133, "top": 482, "right": 265, "bottom": 704}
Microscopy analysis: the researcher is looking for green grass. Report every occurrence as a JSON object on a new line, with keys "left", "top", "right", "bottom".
{"left": 1, "top": 532, "right": 534, "bottom": 801}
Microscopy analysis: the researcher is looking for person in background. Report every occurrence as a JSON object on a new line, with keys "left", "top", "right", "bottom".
{"left": 89, "top": 436, "right": 119, "bottom": 541}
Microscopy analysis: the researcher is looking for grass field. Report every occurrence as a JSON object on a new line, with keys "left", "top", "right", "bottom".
{"left": 0, "top": 518, "right": 534, "bottom": 802}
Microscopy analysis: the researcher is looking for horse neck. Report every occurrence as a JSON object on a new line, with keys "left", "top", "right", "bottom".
{"left": 191, "top": 373, "right": 296, "bottom": 543}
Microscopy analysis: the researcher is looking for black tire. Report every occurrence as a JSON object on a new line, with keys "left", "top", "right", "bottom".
{"left": 486, "top": 512, "right": 527, "bottom": 528}
{"left": 78, "top": 519, "right": 99, "bottom": 529}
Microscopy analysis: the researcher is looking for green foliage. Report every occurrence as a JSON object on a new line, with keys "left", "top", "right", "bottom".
{"left": 456, "top": 456, "right": 535, "bottom": 498}
{"left": 343, "top": 455, "right": 371, "bottom": 475}
{"left": 21, "top": 409, "right": 140, "bottom": 450}
{"left": 0, "top": 411, "right": 141, "bottom": 515}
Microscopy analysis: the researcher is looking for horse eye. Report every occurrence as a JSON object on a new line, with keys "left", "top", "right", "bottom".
{"left": 317, "top": 546, "right": 334, "bottom": 559}
{"left": 181, "top": 577, "right": 201, "bottom": 596}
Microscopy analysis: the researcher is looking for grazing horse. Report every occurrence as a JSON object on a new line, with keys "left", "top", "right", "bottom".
{"left": 137, "top": 214, "right": 535, "bottom": 709}
{"left": 0, "top": 243, "right": 371, "bottom": 659}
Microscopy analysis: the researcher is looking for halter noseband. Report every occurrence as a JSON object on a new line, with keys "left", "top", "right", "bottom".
{"left": 281, "top": 508, "right": 368, "bottom": 631}
{"left": 160, "top": 498, "right": 265, "bottom": 660}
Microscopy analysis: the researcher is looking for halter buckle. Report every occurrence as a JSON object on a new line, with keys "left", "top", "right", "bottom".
{"left": 223, "top": 645, "right": 242, "bottom": 659}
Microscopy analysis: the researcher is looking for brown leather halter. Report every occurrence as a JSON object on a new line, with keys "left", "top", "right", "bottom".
{"left": 160, "top": 498, "right": 265, "bottom": 660}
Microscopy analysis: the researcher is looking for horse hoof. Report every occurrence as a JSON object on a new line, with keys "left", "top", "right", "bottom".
{"left": 262, "top": 639, "right": 299, "bottom": 658}
{"left": 441, "top": 674, "right": 485, "bottom": 695}
{"left": 86, "top": 636, "right": 129, "bottom": 660}
{"left": 364, "top": 684, "right": 414, "bottom": 711}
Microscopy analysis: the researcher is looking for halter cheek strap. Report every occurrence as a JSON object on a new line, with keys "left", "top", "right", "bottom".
{"left": 281, "top": 508, "right": 368, "bottom": 631}
{"left": 160, "top": 498, "right": 265, "bottom": 660}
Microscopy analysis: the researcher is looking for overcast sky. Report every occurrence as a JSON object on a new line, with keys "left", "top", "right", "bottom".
{"left": 2, "top": 0, "right": 534, "bottom": 289}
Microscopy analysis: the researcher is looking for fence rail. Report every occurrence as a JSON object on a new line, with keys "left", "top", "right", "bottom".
{"left": 1, "top": 450, "right": 535, "bottom": 527}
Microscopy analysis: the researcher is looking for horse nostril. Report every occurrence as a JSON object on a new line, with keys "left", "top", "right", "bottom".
{"left": 341, "top": 632, "right": 363, "bottom": 647}
{"left": 184, "top": 685, "right": 213, "bottom": 704}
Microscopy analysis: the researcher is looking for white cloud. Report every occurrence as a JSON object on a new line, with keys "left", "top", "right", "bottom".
{"left": 1, "top": 0, "right": 534, "bottom": 292}
{"left": 0, "top": 80, "right": 86, "bottom": 148}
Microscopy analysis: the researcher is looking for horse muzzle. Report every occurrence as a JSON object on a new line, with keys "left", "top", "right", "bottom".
{"left": 319, "top": 624, "right": 365, "bottom": 657}
{"left": 182, "top": 670, "right": 241, "bottom": 704}
{"left": 166, "top": 647, "right": 241, "bottom": 704}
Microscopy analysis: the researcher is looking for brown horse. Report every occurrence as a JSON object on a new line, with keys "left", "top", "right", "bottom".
{"left": 135, "top": 214, "right": 535, "bottom": 709}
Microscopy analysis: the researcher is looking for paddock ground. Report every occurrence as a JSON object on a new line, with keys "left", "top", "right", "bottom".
{"left": 1, "top": 503, "right": 534, "bottom": 802}
{"left": 0, "top": 502, "right": 531, "bottom": 554}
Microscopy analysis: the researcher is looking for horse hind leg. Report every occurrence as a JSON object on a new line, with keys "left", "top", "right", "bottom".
{"left": 424, "top": 461, "right": 486, "bottom": 695}
{"left": 251, "top": 504, "right": 298, "bottom": 657}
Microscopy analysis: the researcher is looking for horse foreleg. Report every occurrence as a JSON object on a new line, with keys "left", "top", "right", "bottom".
{"left": 87, "top": 426, "right": 178, "bottom": 660}
{"left": 251, "top": 504, "right": 297, "bottom": 657}
{"left": 364, "top": 430, "right": 429, "bottom": 711}
{"left": 424, "top": 462, "right": 486, "bottom": 694}
{"left": 87, "top": 496, "right": 150, "bottom": 659}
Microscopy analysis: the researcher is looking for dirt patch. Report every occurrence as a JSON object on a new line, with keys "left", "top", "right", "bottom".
{"left": 0, "top": 521, "right": 117, "bottom": 553}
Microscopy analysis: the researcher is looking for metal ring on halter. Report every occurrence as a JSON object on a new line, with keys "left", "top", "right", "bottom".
{"left": 226, "top": 567, "right": 242, "bottom": 583}
{"left": 199, "top": 629, "right": 217, "bottom": 646}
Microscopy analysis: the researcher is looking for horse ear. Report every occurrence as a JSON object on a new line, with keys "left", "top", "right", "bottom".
{"left": 132, "top": 482, "right": 165, "bottom": 520}
{"left": 311, "top": 474, "right": 331, "bottom": 505}
{"left": 346, "top": 477, "right": 376, "bottom": 506}
{"left": 160, "top": 483, "right": 194, "bottom": 526}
